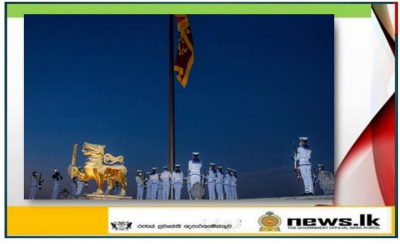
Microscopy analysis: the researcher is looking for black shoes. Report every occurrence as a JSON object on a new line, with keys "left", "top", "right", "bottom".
{"left": 301, "top": 192, "right": 314, "bottom": 196}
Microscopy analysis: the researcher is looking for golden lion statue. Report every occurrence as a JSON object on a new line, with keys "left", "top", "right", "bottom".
{"left": 68, "top": 142, "right": 128, "bottom": 196}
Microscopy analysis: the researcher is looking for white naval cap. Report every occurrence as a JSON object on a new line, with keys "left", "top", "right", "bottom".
{"left": 146, "top": 172, "right": 150, "bottom": 174}
{"left": 152, "top": 167, "right": 157, "bottom": 170}
{"left": 232, "top": 169, "right": 237, "bottom": 172}
{"left": 210, "top": 162, "right": 215, "bottom": 166}
{"left": 137, "top": 170, "right": 142, "bottom": 172}
{"left": 217, "top": 166, "right": 222, "bottom": 169}
{"left": 163, "top": 166, "right": 168, "bottom": 169}
{"left": 299, "top": 137, "right": 308, "bottom": 141}
{"left": 227, "top": 167, "right": 232, "bottom": 171}
{"left": 192, "top": 152, "right": 199, "bottom": 156}
{"left": 175, "top": 164, "right": 181, "bottom": 167}
{"left": 54, "top": 169, "right": 58, "bottom": 172}
{"left": 318, "top": 164, "right": 324, "bottom": 167}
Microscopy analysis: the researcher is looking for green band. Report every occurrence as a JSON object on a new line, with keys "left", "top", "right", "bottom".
{"left": 6, "top": 3, "right": 371, "bottom": 18}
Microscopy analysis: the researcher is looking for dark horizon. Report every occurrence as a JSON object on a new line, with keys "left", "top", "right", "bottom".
{"left": 24, "top": 14, "right": 334, "bottom": 199}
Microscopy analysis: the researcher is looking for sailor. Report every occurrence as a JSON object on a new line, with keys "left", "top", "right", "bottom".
{"left": 188, "top": 152, "right": 202, "bottom": 187}
{"left": 160, "top": 166, "right": 171, "bottom": 200}
{"left": 186, "top": 170, "right": 192, "bottom": 200}
{"left": 51, "top": 169, "right": 63, "bottom": 199}
{"left": 29, "top": 171, "right": 39, "bottom": 199}
{"left": 157, "top": 174, "right": 163, "bottom": 200}
{"left": 71, "top": 177, "right": 78, "bottom": 197}
{"left": 206, "top": 163, "right": 217, "bottom": 200}
{"left": 230, "top": 169, "right": 238, "bottom": 200}
{"left": 75, "top": 166, "right": 86, "bottom": 196}
{"left": 216, "top": 166, "right": 224, "bottom": 200}
{"left": 223, "top": 168, "right": 232, "bottom": 200}
{"left": 135, "top": 170, "right": 144, "bottom": 200}
{"left": 145, "top": 172, "right": 152, "bottom": 200}
{"left": 149, "top": 167, "right": 159, "bottom": 200}
{"left": 172, "top": 164, "right": 184, "bottom": 200}
{"left": 295, "top": 137, "right": 314, "bottom": 195}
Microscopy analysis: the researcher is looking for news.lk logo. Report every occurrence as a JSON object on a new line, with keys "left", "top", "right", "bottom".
{"left": 287, "top": 214, "right": 380, "bottom": 230}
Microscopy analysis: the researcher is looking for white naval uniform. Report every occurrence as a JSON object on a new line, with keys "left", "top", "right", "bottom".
{"left": 145, "top": 179, "right": 152, "bottom": 200}
{"left": 223, "top": 173, "right": 232, "bottom": 200}
{"left": 172, "top": 171, "right": 184, "bottom": 200}
{"left": 136, "top": 176, "right": 144, "bottom": 200}
{"left": 29, "top": 175, "right": 38, "bottom": 199}
{"left": 160, "top": 170, "right": 171, "bottom": 200}
{"left": 188, "top": 158, "right": 202, "bottom": 187}
{"left": 71, "top": 181, "right": 78, "bottom": 197}
{"left": 157, "top": 178, "right": 163, "bottom": 200}
{"left": 51, "top": 178, "right": 60, "bottom": 199}
{"left": 230, "top": 175, "right": 237, "bottom": 200}
{"left": 149, "top": 173, "right": 159, "bottom": 200}
{"left": 296, "top": 145, "right": 314, "bottom": 194}
{"left": 76, "top": 180, "right": 86, "bottom": 196}
{"left": 186, "top": 175, "right": 192, "bottom": 199}
{"left": 216, "top": 171, "right": 224, "bottom": 200}
{"left": 206, "top": 169, "right": 217, "bottom": 200}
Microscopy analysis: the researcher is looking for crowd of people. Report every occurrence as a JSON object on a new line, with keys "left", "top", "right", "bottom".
{"left": 28, "top": 152, "right": 238, "bottom": 200}
{"left": 135, "top": 152, "right": 238, "bottom": 200}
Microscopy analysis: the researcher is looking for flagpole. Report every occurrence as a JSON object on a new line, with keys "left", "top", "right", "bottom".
{"left": 168, "top": 14, "right": 175, "bottom": 200}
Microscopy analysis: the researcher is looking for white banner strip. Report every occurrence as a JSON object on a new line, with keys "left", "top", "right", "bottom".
{"left": 108, "top": 207, "right": 394, "bottom": 236}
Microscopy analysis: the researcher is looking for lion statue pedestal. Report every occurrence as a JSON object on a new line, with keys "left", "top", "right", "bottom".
{"left": 86, "top": 194, "right": 132, "bottom": 200}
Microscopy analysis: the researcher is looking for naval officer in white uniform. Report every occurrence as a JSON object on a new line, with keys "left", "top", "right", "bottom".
{"left": 149, "top": 167, "right": 159, "bottom": 200}
{"left": 295, "top": 137, "right": 314, "bottom": 195}
{"left": 206, "top": 163, "right": 217, "bottom": 200}
{"left": 230, "top": 169, "right": 238, "bottom": 200}
{"left": 223, "top": 168, "right": 232, "bottom": 200}
{"left": 216, "top": 166, "right": 224, "bottom": 200}
{"left": 51, "top": 170, "right": 63, "bottom": 199}
{"left": 188, "top": 152, "right": 202, "bottom": 187}
{"left": 29, "top": 171, "right": 39, "bottom": 199}
{"left": 145, "top": 172, "right": 152, "bottom": 200}
{"left": 172, "top": 164, "right": 184, "bottom": 200}
{"left": 135, "top": 170, "right": 144, "bottom": 200}
{"left": 160, "top": 166, "right": 171, "bottom": 200}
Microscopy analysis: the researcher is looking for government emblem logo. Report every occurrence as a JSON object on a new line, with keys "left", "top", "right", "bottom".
{"left": 258, "top": 211, "right": 282, "bottom": 232}
{"left": 110, "top": 221, "right": 133, "bottom": 231}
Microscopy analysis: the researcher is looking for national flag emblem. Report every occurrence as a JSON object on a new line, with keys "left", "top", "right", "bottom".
{"left": 174, "top": 15, "right": 194, "bottom": 88}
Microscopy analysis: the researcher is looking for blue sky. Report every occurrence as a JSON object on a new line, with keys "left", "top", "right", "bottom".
{"left": 24, "top": 14, "right": 334, "bottom": 199}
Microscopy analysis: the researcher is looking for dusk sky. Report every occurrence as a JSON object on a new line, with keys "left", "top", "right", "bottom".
{"left": 24, "top": 14, "right": 334, "bottom": 199}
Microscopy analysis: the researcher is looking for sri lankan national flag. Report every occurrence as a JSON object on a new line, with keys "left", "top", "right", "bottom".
{"left": 174, "top": 15, "right": 194, "bottom": 88}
